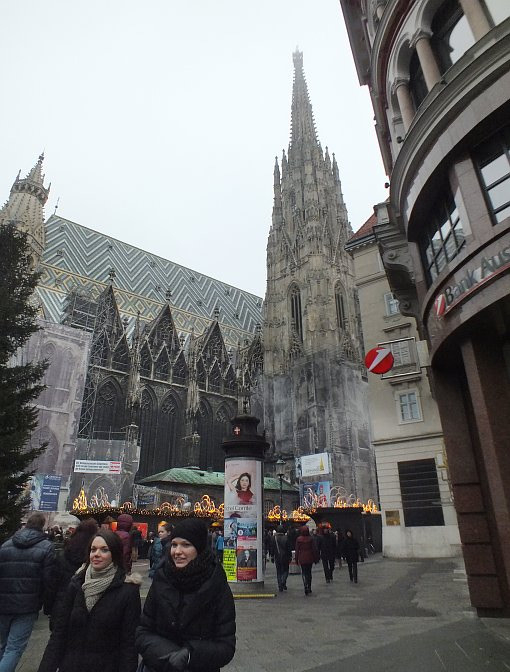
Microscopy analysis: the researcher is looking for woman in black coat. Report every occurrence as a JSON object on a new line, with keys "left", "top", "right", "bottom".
{"left": 136, "top": 518, "right": 236, "bottom": 672}
{"left": 38, "top": 529, "right": 141, "bottom": 672}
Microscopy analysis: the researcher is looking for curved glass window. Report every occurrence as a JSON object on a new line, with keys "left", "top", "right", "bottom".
{"left": 409, "top": 50, "right": 427, "bottom": 109}
{"left": 419, "top": 189, "right": 466, "bottom": 284}
{"left": 473, "top": 126, "right": 510, "bottom": 224}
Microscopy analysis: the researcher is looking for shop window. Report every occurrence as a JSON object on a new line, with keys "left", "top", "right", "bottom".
{"left": 431, "top": 0, "right": 475, "bottom": 73}
{"left": 384, "top": 292, "right": 400, "bottom": 316}
{"left": 473, "top": 126, "right": 510, "bottom": 225}
{"left": 397, "top": 390, "right": 422, "bottom": 423}
{"left": 398, "top": 459, "right": 445, "bottom": 527}
{"left": 418, "top": 189, "right": 466, "bottom": 285}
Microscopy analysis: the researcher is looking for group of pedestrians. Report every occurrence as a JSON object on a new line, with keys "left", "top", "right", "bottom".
{"left": 270, "top": 524, "right": 361, "bottom": 595}
{"left": 0, "top": 513, "right": 236, "bottom": 672}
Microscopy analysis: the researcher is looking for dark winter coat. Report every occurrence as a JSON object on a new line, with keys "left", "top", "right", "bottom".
{"left": 136, "top": 559, "right": 236, "bottom": 672}
{"left": 115, "top": 514, "right": 133, "bottom": 573}
{"left": 271, "top": 533, "right": 291, "bottom": 567}
{"left": 48, "top": 542, "right": 89, "bottom": 626}
{"left": 318, "top": 532, "right": 337, "bottom": 561}
{"left": 148, "top": 535, "right": 170, "bottom": 579}
{"left": 342, "top": 535, "right": 360, "bottom": 563}
{"left": 295, "top": 527, "right": 319, "bottom": 566}
{"left": 37, "top": 567, "right": 141, "bottom": 672}
{"left": 0, "top": 527, "right": 56, "bottom": 615}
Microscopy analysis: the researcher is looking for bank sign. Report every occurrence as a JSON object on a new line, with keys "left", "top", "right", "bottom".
{"left": 434, "top": 244, "right": 510, "bottom": 318}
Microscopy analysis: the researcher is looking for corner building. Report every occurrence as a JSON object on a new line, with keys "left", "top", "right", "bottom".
{"left": 263, "top": 51, "right": 377, "bottom": 503}
{"left": 340, "top": 0, "right": 510, "bottom": 613}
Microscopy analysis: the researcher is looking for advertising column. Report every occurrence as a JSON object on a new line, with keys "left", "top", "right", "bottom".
{"left": 222, "top": 415, "right": 268, "bottom": 591}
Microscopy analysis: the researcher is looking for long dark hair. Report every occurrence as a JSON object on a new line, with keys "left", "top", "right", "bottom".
{"left": 235, "top": 472, "right": 251, "bottom": 491}
{"left": 86, "top": 529, "right": 124, "bottom": 569}
{"left": 66, "top": 518, "right": 98, "bottom": 564}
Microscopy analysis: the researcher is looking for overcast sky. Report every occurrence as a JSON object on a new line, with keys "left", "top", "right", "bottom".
{"left": 1, "top": 1, "right": 387, "bottom": 298}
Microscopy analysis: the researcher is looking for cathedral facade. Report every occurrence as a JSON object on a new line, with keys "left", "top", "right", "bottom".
{"left": 3, "top": 51, "right": 376, "bottom": 510}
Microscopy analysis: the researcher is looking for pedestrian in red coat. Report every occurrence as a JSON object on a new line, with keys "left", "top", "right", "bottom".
{"left": 115, "top": 514, "right": 134, "bottom": 573}
{"left": 295, "top": 526, "right": 319, "bottom": 595}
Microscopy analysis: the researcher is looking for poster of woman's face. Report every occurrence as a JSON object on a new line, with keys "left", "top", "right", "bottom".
{"left": 224, "top": 459, "right": 259, "bottom": 518}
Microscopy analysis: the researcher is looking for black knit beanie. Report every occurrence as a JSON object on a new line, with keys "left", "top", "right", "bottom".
{"left": 170, "top": 518, "right": 209, "bottom": 555}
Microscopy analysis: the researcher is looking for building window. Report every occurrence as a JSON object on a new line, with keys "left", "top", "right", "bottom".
{"left": 473, "top": 126, "right": 510, "bottom": 225}
{"left": 397, "top": 390, "right": 422, "bottom": 423}
{"left": 431, "top": 0, "right": 475, "bottom": 73}
{"left": 335, "top": 285, "right": 346, "bottom": 329}
{"left": 391, "top": 340, "right": 413, "bottom": 367}
{"left": 398, "top": 459, "right": 445, "bottom": 527}
{"left": 384, "top": 292, "right": 400, "bottom": 316}
{"left": 290, "top": 285, "right": 303, "bottom": 342}
{"left": 418, "top": 189, "right": 466, "bottom": 284}
{"left": 409, "top": 50, "right": 427, "bottom": 109}
{"left": 482, "top": 0, "right": 510, "bottom": 27}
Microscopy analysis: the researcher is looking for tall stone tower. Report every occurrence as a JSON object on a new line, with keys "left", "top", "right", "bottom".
{"left": 263, "top": 51, "right": 376, "bottom": 502}
{"left": 0, "top": 153, "right": 50, "bottom": 267}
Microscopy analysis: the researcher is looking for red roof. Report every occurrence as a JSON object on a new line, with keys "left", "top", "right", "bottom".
{"left": 348, "top": 213, "right": 377, "bottom": 243}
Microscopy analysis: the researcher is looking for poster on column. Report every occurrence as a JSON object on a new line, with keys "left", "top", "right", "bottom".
{"left": 224, "top": 459, "right": 262, "bottom": 582}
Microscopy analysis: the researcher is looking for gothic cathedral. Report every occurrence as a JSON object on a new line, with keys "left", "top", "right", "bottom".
{"left": 263, "top": 51, "right": 376, "bottom": 502}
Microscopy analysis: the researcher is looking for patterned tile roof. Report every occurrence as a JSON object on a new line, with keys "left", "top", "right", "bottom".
{"left": 37, "top": 215, "right": 263, "bottom": 347}
{"left": 347, "top": 212, "right": 377, "bottom": 244}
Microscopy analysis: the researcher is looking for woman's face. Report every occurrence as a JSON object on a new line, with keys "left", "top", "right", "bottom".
{"left": 89, "top": 536, "right": 113, "bottom": 570}
{"left": 239, "top": 475, "right": 250, "bottom": 491}
{"left": 158, "top": 526, "right": 169, "bottom": 540}
{"left": 171, "top": 537, "right": 198, "bottom": 568}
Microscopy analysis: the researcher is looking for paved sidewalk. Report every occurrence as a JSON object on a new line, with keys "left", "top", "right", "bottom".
{"left": 19, "top": 555, "right": 510, "bottom": 672}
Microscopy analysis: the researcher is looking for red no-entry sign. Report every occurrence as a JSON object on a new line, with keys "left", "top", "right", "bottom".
{"left": 364, "top": 346, "right": 394, "bottom": 374}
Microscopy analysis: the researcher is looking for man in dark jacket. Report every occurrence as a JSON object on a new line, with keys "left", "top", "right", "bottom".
{"left": 0, "top": 512, "right": 56, "bottom": 671}
{"left": 318, "top": 526, "right": 337, "bottom": 583}
{"left": 115, "top": 513, "right": 133, "bottom": 573}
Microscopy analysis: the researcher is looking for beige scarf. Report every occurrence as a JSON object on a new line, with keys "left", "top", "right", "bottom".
{"left": 82, "top": 562, "right": 117, "bottom": 612}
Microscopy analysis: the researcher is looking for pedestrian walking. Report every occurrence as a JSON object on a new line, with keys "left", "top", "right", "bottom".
{"left": 342, "top": 529, "right": 360, "bottom": 584}
{"left": 47, "top": 518, "right": 99, "bottom": 629}
{"left": 114, "top": 513, "right": 133, "bottom": 573}
{"left": 148, "top": 522, "right": 172, "bottom": 579}
{"left": 38, "top": 530, "right": 141, "bottom": 672}
{"left": 295, "top": 525, "right": 319, "bottom": 596}
{"left": 136, "top": 518, "right": 236, "bottom": 672}
{"left": 130, "top": 525, "right": 142, "bottom": 563}
{"left": 270, "top": 525, "right": 291, "bottom": 592}
{"left": 0, "top": 512, "right": 56, "bottom": 672}
{"left": 318, "top": 525, "right": 337, "bottom": 583}
{"left": 215, "top": 530, "right": 225, "bottom": 564}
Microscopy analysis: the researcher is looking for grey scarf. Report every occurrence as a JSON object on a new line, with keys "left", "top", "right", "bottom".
{"left": 82, "top": 562, "right": 117, "bottom": 612}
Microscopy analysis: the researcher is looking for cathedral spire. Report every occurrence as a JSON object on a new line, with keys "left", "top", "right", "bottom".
{"left": 0, "top": 153, "right": 50, "bottom": 266}
{"left": 290, "top": 50, "right": 318, "bottom": 150}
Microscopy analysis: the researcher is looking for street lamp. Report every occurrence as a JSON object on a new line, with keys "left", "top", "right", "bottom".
{"left": 276, "top": 458, "right": 285, "bottom": 527}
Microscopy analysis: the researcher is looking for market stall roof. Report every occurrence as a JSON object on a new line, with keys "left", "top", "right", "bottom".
{"left": 138, "top": 467, "right": 297, "bottom": 492}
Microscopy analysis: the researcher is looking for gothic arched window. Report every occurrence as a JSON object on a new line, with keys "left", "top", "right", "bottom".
{"left": 335, "top": 283, "right": 347, "bottom": 330}
{"left": 140, "top": 344, "right": 152, "bottom": 378}
{"left": 138, "top": 388, "right": 157, "bottom": 477}
{"left": 197, "top": 400, "right": 213, "bottom": 470}
{"left": 172, "top": 352, "right": 187, "bottom": 385}
{"left": 154, "top": 348, "right": 170, "bottom": 381}
{"left": 212, "top": 405, "right": 233, "bottom": 471}
{"left": 196, "top": 358, "right": 206, "bottom": 390}
{"left": 289, "top": 284, "right": 303, "bottom": 342}
{"left": 112, "top": 340, "right": 130, "bottom": 373}
{"left": 224, "top": 365, "right": 237, "bottom": 396}
{"left": 93, "top": 380, "right": 122, "bottom": 439}
{"left": 209, "top": 362, "right": 221, "bottom": 393}
{"left": 155, "top": 394, "right": 181, "bottom": 472}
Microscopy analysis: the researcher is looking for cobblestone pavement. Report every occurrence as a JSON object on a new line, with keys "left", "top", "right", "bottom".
{"left": 19, "top": 555, "right": 510, "bottom": 672}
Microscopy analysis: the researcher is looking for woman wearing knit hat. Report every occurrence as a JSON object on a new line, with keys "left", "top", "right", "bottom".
{"left": 136, "top": 518, "right": 236, "bottom": 672}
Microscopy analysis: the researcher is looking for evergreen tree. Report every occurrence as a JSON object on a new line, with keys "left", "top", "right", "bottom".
{"left": 0, "top": 222, "right": 48, "bottom": 542}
